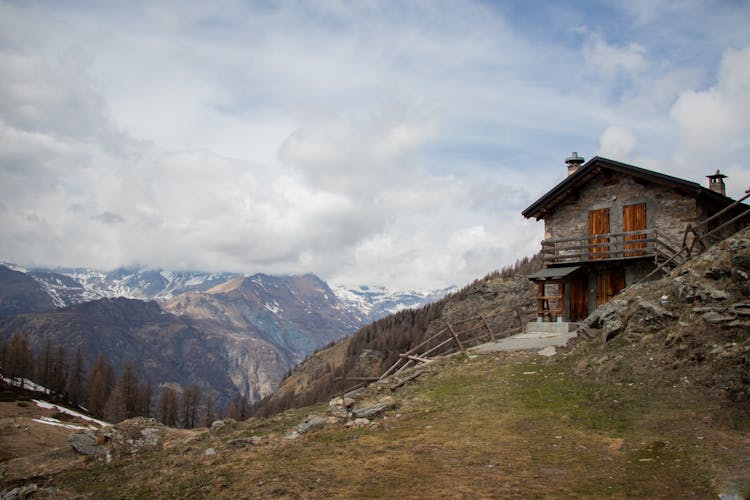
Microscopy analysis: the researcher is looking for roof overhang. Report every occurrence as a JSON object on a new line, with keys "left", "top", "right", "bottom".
{"left": 527, "top": 266, "right": 581, "bottom": 281}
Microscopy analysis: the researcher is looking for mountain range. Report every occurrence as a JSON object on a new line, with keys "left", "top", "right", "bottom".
{"left": 0, "top": 263, "right": 454, "bottom": 406}
{"left": 3, "top": 264, "right": 453, "bottom": 324}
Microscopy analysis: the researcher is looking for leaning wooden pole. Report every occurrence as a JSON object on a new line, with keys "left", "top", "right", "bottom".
{"left": 447, "top": 323, "right": 465, "bottom": 352}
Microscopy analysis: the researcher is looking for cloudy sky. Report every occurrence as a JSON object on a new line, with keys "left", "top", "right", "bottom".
{"left": 1, "top": 1, "right": 749, "bottom": 291}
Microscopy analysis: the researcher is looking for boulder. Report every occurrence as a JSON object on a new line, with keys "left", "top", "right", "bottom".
{"left": 621, "top": 300, "right": 677, "bottom": 339}
{"left": 67, "top": 430, "right": 105, "bottom": 459}
{"left": 328, "top": 396, "right": 354, "bottom": 418}
{"left": 601, "top": 319, "right": 624, "bottom": 342}
{"left": 581, "top": 298, "right": 629, "bottom": 329}
{"left": 210, "top": 419, "right": 236, "bottom": 434}
{"left": 352, "top": 401, "right": 398, "bottom": 419}
{"left": 295, "top": 415, "right": 327, "bottom": 434}
{"left": 731, "top": 255, "right": 750, "bottom": 296}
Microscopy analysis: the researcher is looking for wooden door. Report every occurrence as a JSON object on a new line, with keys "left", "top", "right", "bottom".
{"left": 623, "top": 203, "right": 647, "bottom": 256}
{"left": 569, "top": 273, "right": 589, "bottom": 321}
{"left": 596, "top": 268, "right": 625, "bottom": 307}
{"left": 588, "top": 208, "right": 610, "bottom": 259}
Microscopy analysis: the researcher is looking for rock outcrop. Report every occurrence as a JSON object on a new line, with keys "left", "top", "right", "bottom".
{"left": 68, "top": 418, "right": 165, "bottom": 462}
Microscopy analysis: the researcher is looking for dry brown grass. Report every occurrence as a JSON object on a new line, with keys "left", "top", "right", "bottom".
{"left": 32, "top": 347, "right": 749, "bottom": 499}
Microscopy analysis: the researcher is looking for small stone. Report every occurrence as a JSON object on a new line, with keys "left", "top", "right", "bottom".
{"left": 345, "top": 418, "right": 371, "bottom": 428}
{"left": 284, "top": 431, "right": 300, "bottom": 440}
{"left": 728, "top": 303, "right": 750, "bottom": 316}
{"left": 708, "top": 289, "right": 731, "bottom": 301}
{"left": 204, "top": 447, "right": 216, "bottom": 456}
{"left": 537, "top": 346, "right": 556, "bottom": 357}
{"left": 718, "top": 493, "right": 745, "bottom": 500}
{"left": 702, "top": 311, "right": 736, "bottom": 323}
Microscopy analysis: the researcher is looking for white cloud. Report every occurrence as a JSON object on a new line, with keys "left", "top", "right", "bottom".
{"left": 670, "top": 46, "right": 750, "bottom": 197}
{"left": 598, "top": 126, "right": 637, "bottom": 160}
{"left": 1, "top": 1, "right": 749, "bottom": 290}
{"left": 584, "top": 33, "right": 647, "bottom": 78}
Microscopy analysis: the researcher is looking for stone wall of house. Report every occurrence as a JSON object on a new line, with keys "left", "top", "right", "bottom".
{"left": 543, "top": 173, "right": 699, "bottom": 248}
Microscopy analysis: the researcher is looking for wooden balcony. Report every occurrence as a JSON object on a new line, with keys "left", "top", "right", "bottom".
{"left": 541, "top": 229, "right": 679, "bottom": 266}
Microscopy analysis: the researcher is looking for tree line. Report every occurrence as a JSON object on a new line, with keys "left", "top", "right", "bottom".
{"left": 0, "top": 333, "right": 219, "bottom": 428}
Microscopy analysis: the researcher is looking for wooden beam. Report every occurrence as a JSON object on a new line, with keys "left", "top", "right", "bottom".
{"left": 399, "top": 353, "right": 432, "bottom": 364}
{"left": 447, "top": 323, "right": 466, "bottom": 352}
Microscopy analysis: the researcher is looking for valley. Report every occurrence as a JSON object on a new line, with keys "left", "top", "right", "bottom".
{"left": 0, "top": 264, "right": 453, "bottom": 410}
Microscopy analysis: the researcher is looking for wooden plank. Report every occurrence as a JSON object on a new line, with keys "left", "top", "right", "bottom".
{"left": 542, "top": 237, "right": 657, "bottom": 253}
{"left": 399, "top": 353, "right": 432, "bottom": 364}
{"left": 542, "top": 228, "right": 654, "bottom": 246}
{"left": 402, "top": 327, "right": 449, "bottom": 356}
{"left": 447, "top": 323, "right": 465, "bottom": 352}
{"left": 379, "top": 358, "right": 406, "bottom": 380}
{"left": 389, "top": 370, "right": 424, "bottom": 391}
{"left": 393, "top": 359, "right": 414, "bottom": 376}
{"left": 421, "top": 336, "right": 456, "bottom": 358}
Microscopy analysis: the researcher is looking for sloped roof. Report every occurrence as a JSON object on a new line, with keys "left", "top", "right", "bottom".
{"left": 527, "top": 266, "right": 581, "bottom": 280}
{"left": 522, "top": 156, "right": 735, "bottom": 220}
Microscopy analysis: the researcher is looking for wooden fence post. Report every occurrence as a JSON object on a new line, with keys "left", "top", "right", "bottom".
{"left": 447, "top": 323, "right": 466, "bottom": 352}
{"left": 480, "top": 316, "right": 495, "bottom": 342}
{"left": 515, "top": 308, "right": 525, "bottom": 334}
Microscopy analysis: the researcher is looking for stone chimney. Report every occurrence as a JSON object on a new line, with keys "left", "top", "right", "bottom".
{"left": 565, "top": 152, "right": 585, "bottom": 176}
{"left": 707, "top": 170, "right": 727, "bottom": 196}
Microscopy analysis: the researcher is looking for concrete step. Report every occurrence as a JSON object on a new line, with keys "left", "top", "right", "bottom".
{"left": 523, "top": 321, "right": 578, "bottom": 336}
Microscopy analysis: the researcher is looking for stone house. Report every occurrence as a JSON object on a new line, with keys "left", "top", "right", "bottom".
{"left": 522, "top": 154, "right": 746, "bottom": 323}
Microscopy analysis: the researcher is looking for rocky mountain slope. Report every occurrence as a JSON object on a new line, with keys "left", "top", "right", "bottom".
{"left": 333, "top": 284, "right": 457, "bottom": 324}
{"left": 0, "top": 275, "right": 361, "bottom": 405}
{"left": 0, "top": 267, "right": 56, "bottom": 318}
{"left": 0, "top": 298, "right": 262, "bottom": 405}
{"left": 12, "top": 265, "right": 451, "bottom": 322}
{"left": 27, "top": 267, "right": 243, "bottom": 306}
{"left": 0, "top": 264, "right": 453, "bottom": 406}
{"left": 163, "top": 274, "right": 363, "bottom": 390}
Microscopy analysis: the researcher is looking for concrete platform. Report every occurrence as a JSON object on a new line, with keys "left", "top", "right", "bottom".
{"left": 524, "top": 321, "right": 578, "bottom": 335}
{"left": 470, "top": 327, "right": 578, "bottom": 354}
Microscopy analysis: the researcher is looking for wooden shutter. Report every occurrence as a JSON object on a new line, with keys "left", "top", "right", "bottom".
{"left": 623, "top": 203, "right": 647, "bottom": 256}
{"left": 588, "top": 208, "right": 610, "bottom": 259}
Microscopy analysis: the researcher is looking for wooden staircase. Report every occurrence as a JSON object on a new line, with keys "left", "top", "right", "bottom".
{"left": 641, "top": 189, "right": 750, "bottom": 282}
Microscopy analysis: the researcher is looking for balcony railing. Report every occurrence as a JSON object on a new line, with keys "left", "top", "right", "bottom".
{"left": 541, "top": 229, "right": 680, "bottom": 265}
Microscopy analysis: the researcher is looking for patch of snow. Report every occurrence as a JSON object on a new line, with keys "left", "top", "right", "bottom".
{"left": 1, "top": 375, "right": 51, "bottom": 394}
{"left": 0, "top": 261, "right": 27, "bottom": 272}
{"left": 33, "top": 399, "right": 110, "bottom": 427}
{"left": 31, "top": 418, "right": 90, "bottom": 430}
{"left": 264, "top": 302, "right": 281, "bottom": 314}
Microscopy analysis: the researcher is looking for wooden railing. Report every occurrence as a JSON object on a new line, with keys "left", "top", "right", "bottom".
{"left": 541, "top": 229, "right": 681, "bottom": 265}
{"left": 639, "top": 188, "right": 750, "bottom": 282}
{"left": 378, "top": 301, "right": 536, "bottom": 380}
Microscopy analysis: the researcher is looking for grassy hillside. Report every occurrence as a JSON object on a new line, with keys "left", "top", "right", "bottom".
{"left": 14, "top": 345, "right": 747, "bottom": 498}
